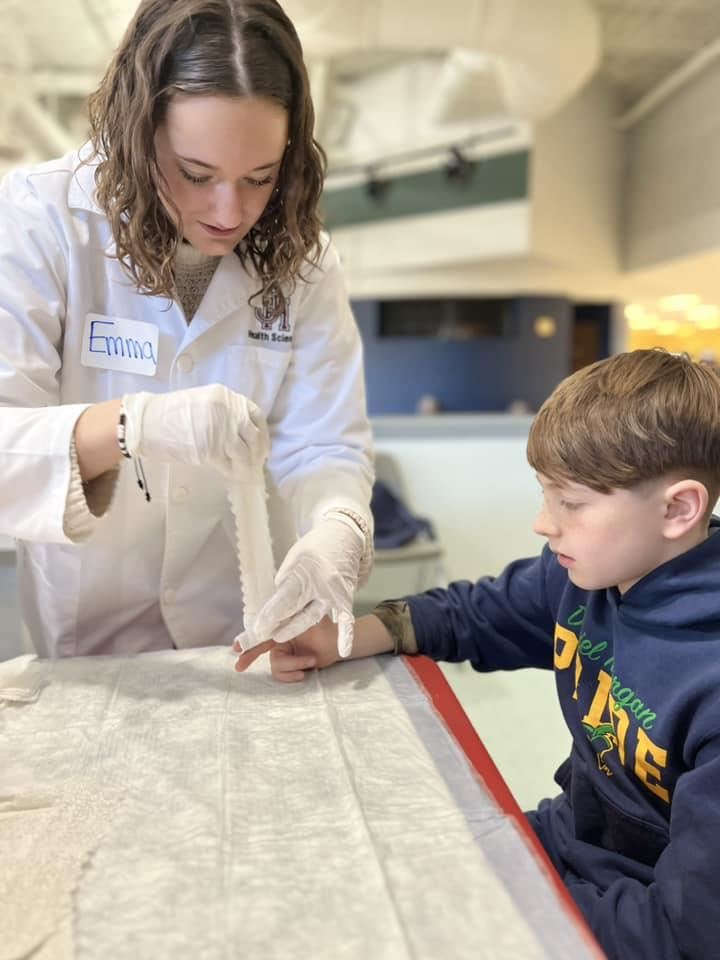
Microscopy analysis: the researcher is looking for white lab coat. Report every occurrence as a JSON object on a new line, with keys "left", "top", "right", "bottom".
{"left": 0, "top": 150, "right": 373, "bottom": 657}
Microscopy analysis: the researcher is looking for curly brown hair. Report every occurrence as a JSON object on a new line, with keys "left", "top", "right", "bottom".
{"left": 86, "top": 0, "right": 326, "bottom": 309}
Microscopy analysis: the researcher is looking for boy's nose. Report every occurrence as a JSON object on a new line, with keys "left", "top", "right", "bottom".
{"left": 533, "top": 504, "right": 559, "bottom": 538}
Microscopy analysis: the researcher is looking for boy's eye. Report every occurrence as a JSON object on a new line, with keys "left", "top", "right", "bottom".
{"left": 560, "top": 500, "right": 581, "bottom": 511}
{"left": 179, "top": 168, "right": 211, "bottom": 185}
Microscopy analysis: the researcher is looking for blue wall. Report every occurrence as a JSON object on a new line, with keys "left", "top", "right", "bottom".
{"left": 354, "top": 297, "right": 573, "bottom": 415}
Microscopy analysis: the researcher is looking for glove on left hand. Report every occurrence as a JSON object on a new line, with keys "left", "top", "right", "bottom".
{"left": 241, "top": 515, "right": 366, "bottom": 657}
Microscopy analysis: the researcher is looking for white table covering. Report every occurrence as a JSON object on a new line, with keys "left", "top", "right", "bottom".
{"left": 0, "top": 648, "right": 593, "bottom": 959}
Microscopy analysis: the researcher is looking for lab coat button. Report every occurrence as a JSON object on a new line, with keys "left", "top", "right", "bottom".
{"left": 173, "top": 486, "right": 190, "bottom": 503}
{"left": 177, "top": 354, "right": 194, "bottom": 374}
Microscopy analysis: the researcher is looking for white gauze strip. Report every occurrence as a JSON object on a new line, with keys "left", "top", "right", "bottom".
{"left": 228, "top": 457, "right": 276, "bottom": 650}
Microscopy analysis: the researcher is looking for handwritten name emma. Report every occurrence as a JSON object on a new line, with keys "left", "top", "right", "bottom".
{"left": 88, "top": 319, "right": 157, "bottom": 364}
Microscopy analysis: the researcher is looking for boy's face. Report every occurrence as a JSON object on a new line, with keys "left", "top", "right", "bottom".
{"left": 533, "top": 475, "right": 673, "bottom": 595}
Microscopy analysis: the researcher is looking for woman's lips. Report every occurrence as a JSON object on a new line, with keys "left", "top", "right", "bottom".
{"left": 199, "top": 222, "right": 240, "bottom": 238}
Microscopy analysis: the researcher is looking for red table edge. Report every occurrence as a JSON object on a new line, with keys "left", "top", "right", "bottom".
{"left": 403, "top": 654, "right": 605, "bottom": 958}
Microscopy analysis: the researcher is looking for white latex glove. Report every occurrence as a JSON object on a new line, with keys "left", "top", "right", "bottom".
{"left": 122, "top": 384, "right": 269, "bottom": 476}
{"left": 241, "top": 515, "right": 366, "bottom": 657}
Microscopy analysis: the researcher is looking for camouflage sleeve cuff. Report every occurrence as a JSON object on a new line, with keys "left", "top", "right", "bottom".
{"left": 372, "top": 600, "right": 418, "bottom": 656}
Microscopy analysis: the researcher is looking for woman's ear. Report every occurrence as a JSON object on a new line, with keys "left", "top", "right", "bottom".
{"left": 663, "top": 480, "right": 709, "bottom": 539}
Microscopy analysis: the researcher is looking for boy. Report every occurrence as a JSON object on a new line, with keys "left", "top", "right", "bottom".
{"left": 236, "top": 349, "right": 720, "bottom": 960}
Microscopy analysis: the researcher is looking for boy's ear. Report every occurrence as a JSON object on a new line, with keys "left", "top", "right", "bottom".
{"left": 663, "top": 480, "right": 708, "bottom": 538}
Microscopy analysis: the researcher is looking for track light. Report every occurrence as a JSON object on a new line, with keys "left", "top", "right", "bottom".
{"left": 365, "top": 169, "right": 390, "bottom": 203}
{"left": 445, "top": 146, "right": 475, "bottom": 184}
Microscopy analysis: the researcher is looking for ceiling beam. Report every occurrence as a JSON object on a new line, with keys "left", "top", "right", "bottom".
{"left": 618, "top": 34, "right": 720, "bottom": 130}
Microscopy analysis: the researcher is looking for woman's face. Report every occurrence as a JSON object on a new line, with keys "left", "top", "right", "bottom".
{"left": 154, "top": 94, "right": 289, "bottom": 256}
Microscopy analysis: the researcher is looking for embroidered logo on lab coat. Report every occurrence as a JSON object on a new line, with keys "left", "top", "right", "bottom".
{"left": 249, "top": 290, "right": 292, "bottom": 344}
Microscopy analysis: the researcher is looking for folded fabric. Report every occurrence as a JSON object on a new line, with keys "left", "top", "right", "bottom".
{"left": 0, "top": 654, "right": 48, "bottom": 706}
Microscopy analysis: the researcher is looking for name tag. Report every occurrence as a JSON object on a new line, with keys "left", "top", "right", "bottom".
{"left": 81, "top": 314, "right": 159, "bottom": 376}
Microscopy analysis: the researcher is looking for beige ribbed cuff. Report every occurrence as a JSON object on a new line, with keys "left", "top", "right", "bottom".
{"left": 62, "top": 437, "right": 119, "bottom": 543}
{"left": 372, "top": 600, "right": 418, "bottom": 655}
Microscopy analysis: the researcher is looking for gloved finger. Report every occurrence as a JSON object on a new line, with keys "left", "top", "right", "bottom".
{"left": 232, "top": 627, "right": 267, "bottom": 653}
{"left": 221, "top": 395, "right": 268, "bottom": 469}
{"left": 245, "top": 399, "right": 270, "bottom": 458}
{"left": 234, "top": 421, "right": 268, "bottom": 466}
{"left": 333, "top": 609, "right": 355, "bottom": 658}
{"left": 252, "top": 574, "right": 309, "bottom": 643}
{"left": 271, "top": 599, "right": 327, "bottom": 646}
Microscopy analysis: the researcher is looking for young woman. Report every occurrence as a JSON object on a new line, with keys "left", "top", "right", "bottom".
{"left": 0, "top": 0, "right": 373, "bottom": 658}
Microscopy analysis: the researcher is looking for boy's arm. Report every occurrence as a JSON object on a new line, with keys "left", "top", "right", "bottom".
{"left": 236, "top": 546, "right": 562, "bottom": 680}
{"left": 234, "top": 613, "right": 393, "bottom": 681}
{"left": 568, "top": 738, "right": 720, "bottom": 960}
{"left": 399, "top": 547, "right": 561, "bottom": 671}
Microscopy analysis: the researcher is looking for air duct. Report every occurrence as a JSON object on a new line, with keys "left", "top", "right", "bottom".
{"left": 284, "top": 0, "right": 601, "bottom": 120}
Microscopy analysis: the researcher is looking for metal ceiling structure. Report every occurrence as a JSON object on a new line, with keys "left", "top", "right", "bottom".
{"left": 593, "top": 0, "right": 720, "bottom": 108}
{"left": 0, "top": 0, "right": 717, "bottom": 169}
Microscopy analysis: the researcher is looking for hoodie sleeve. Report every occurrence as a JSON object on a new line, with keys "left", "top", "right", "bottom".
{"left": 406, "top": 546, "right": 563, "bottom": 670}
{"left": 567, "top": 732, "right": 720, "bottom": 960}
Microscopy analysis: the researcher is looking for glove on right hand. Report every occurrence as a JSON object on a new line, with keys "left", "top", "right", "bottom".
{"left": 122, "top": 383, "right": 269, "bottom": 476}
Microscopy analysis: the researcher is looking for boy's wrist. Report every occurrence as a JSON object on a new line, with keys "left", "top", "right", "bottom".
{"left": 364, "top": 601, "right": 417, "bottom": 656}
{"left": 351, "top": 614, "right": 395, "bottom": 659}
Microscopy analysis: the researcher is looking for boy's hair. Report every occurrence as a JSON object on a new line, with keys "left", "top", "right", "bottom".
{"left": 87, "top": 0, "right": 325, "bottom": 310}
{"left": 527, "top": 349, "right": 720, "bottom": 504}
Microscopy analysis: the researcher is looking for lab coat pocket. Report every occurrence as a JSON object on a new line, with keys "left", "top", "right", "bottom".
{"left": 223, "top": 346, "right": 291, "bottom": 417}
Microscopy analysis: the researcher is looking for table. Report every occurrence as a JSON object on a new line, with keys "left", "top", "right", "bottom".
{"left": 0, "top": 648, "right": 602, "bottom": 959}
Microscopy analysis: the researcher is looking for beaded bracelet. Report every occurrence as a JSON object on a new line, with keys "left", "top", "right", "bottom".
{"left": 116, "top": 404, "right": 132, "bottom": 459}
{"left": 117, "top": 401, "right": 151, "bottom": 503}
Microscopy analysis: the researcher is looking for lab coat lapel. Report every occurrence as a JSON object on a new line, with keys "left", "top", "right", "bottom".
{"left": 180, "top": 252, "right": 255, "bottom": 348}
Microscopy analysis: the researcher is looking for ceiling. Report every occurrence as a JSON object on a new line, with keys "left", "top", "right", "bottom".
{"left": 0, "top": 0, "right": 719, "bottom": 302}
{"left": 0, "top": 0, "right": 718, "bottom": 151}
{"left": 592, "top": 0, "right": 720, "bottom": 108}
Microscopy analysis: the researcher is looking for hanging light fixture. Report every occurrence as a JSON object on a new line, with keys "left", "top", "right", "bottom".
{"left": 365, "top": 167, "right": 390, "bottom": 203}
{"left": 444, "top": 146, "right": 475, "bottom": 185}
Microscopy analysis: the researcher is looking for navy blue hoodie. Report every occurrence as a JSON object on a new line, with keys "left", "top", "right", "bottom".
{"left": 407, "top": 522, "right": 720, "bottom": 960}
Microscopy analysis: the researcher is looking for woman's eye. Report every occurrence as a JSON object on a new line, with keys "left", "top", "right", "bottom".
{"left": 246, "top": 176, "right": 274, "bottom": 188}
{"left": 179, "top": 168, "right": 211, "bottom": 185}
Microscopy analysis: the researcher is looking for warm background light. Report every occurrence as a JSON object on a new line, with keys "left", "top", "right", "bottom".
{"left": 657, "top": 293, "right": 700, "bottom": 312}
{"left": 626, "top": 295, "right": 720, "bottom": 361}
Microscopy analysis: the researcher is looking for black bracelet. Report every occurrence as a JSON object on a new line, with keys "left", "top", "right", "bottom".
{"left": 117, "top": 402, "right": 151, "bottom": 502}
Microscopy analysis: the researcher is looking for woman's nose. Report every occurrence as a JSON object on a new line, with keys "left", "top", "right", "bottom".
{"left": 212, "top": 183, "right": 244, "bottom": 228}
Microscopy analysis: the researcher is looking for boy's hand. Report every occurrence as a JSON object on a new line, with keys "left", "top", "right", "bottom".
{"left": 234, "top": 616, "right": 340, "bottom": 683}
